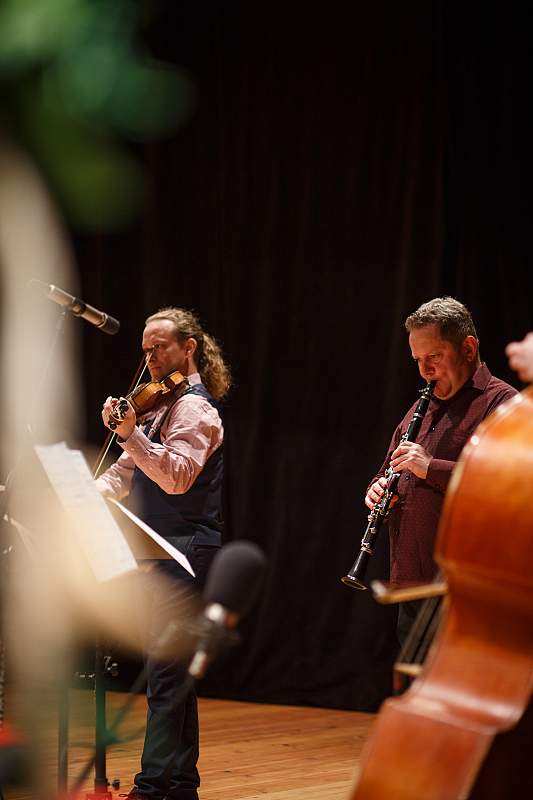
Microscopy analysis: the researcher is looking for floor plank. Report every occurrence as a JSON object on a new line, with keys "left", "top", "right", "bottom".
{"left": 4, "top": 690, "right": 374, "bottom": 799}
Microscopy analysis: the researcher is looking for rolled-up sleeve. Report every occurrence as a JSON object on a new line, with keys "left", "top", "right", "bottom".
{"left": 118, "top": 396, "right": 223, "bottom": 495}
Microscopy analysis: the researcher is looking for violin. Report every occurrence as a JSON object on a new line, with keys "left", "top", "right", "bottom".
{"left": 108, "top": 370, "right": 188, "bottom": 430}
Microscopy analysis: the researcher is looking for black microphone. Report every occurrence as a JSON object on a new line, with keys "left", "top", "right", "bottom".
{"left": 29, "top": 279, "right": 120, "bottom": 335}
{"left": 188, "top": 541, "right": 267, "bottom": 680}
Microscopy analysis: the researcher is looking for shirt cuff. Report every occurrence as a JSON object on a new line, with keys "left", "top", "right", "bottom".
{"left": 426, "top": 458, "right": 456, "bottom": 492}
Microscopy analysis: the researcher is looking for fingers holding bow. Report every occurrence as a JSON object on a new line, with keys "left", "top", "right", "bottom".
{"left": 390, "top": 441, "right": 432, "bottom": 479}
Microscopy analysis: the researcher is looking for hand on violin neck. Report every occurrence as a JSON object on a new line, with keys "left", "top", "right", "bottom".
{"left": 102, "top": 396, "right": 136, "bottom": 440}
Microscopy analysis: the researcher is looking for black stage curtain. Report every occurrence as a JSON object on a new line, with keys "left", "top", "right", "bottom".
{"left": 75, "top": 2, "right": 532, "bottom": 711}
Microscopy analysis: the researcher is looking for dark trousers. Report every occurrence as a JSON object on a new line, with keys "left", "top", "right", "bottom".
{"left": 396, "top": 599, "right": 423, "bottom": 649}
{"left": 135, "top": 544, "right": 218, "bottom": 800}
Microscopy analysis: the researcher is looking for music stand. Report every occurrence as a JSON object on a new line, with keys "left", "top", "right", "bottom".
{"left": 32, "top": 442, "right": 193, "bottom": 798}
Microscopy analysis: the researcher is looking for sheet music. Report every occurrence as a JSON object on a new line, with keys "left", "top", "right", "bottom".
{"left": 34, "top": 442, "right": 138, "bottom": 582}
{"left": 108, "top": 498, "right": 195, "bottom": 577}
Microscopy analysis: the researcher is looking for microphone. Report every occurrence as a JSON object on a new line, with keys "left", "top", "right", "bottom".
{"left": 188, "top": 540, "right": 267, "bottom": 680}
{"left": 29, "top": 279, "right": 120, "bottom": 335}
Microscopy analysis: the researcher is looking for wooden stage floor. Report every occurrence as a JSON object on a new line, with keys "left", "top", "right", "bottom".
{"left": 5, "top": 690, "right": 375, "bottom": 800}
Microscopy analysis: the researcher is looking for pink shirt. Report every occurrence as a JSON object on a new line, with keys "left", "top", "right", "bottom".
{"left": 96, "top": 373, "right": 223, "bottom": 500}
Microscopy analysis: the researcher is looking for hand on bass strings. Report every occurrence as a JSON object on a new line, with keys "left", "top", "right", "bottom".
{"left": 365, "top": 476, "right": 388, "bottom": 510}
{"left": 102, "top": 395, "right": 136, "bottom": 440}
{"left": 390, "top": 441, "right": 432, "bottom": 479}
{"left": 506, "top": 332, "right": 533, "bottom": 383}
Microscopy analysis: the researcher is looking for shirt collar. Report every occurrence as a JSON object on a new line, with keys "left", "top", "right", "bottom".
{"left": 462, "top": 362, "right": 492, "bottom": 393}
{"left": 188, "top": 372, "right": 202, "bottom": 385}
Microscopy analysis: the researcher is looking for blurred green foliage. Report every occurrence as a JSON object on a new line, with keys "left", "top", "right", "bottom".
{"left": 0, "top": 0, "right": 196, "bottom": 229}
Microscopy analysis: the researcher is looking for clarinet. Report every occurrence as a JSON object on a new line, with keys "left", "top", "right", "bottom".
{"left": 341, "top": 380, "right": 436, "bottom": 590}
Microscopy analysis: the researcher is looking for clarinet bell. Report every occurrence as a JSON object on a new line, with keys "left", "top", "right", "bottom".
{"left": 341, "top": 549, "right": 371, "bottom": 590}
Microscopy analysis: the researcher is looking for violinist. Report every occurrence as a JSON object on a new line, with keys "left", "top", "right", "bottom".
{"left": 365, "top": 297, "right": 516, "bottom": 644}
{"left": 96, "top": 307, "right": 231, "bottom": 800}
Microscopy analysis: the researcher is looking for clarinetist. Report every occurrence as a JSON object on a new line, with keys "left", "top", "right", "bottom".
{"left": 365, "top": 298, "right": 516, "bottom": 643}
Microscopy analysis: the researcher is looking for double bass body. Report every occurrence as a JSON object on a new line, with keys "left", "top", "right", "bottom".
{"left": 351, "top": 388, "right": 533, "bottom": 799}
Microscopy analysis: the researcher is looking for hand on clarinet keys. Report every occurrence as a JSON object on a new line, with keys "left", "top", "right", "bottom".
{"left": 390, "top": 441, "right": 432, "bottom": 479}
{"left": 365, "top": 476, "right": 388, "bottom": 510}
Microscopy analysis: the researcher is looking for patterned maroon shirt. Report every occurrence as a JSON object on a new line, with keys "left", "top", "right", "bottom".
{"left": 370, "top": 364, "right": 517, "bottom": 584}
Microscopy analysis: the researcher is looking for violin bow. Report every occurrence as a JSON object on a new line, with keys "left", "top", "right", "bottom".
{"left": 92, "top": 354, "right": 149, "bottom": 479}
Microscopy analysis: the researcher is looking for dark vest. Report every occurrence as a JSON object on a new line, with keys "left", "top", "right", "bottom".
{"left": 128, "top": 383, "right": 223, "bottom": 548}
